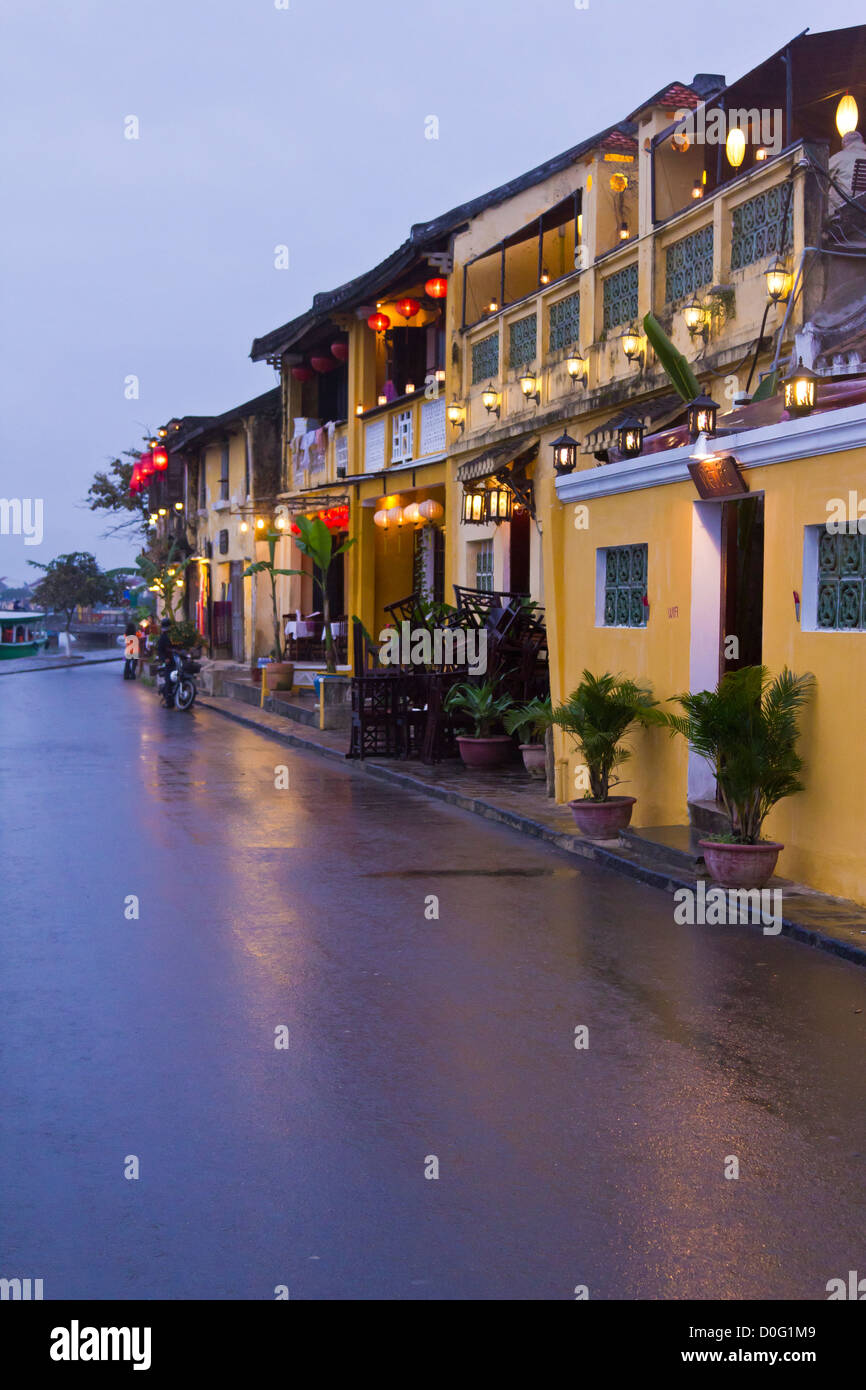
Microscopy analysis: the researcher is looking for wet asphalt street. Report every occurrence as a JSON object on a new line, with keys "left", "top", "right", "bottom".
{"left": 2, "top": 662, "right": 866, "bottom": 1301}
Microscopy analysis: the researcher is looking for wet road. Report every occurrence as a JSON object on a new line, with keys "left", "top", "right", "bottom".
{"left": 2, "top": 663, "right": 865, "bottom": 1301}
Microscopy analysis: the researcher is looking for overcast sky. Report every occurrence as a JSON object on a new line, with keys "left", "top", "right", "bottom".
{"left": 0, "top": 0, "right": 858, "bottom": 582}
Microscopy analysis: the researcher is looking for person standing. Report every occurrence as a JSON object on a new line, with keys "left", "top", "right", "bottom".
{"left": 123, "top": 623, "right": 140, "bottom": 680}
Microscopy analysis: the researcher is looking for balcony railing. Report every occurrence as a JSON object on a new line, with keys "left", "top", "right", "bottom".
{"left": 360, "top": 394, "right": 446, "bottom": 473}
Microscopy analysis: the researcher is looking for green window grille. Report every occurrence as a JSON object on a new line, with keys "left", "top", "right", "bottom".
{"left": 602, "top": 544, "right": 648, "bottom": 627}
{"left": 816, "top": 530, "right": 866, "bottom": 630}
{"left": 665, "top": 225, "right": 714, "bottom": 303}
{"left": 549, "top": 292, "right": 581, "bottom": 352}
{"left": 471, "top": 332, "right": 499, "bottom": 385}
{"left": 602, "top": 263, "right": 639, "bottom": 332}
{"left": 475, "top": 539, "right": 494, "bottom": 593}
{"left": 508, "top": 313, "right": 537, "bottom": 369}
{"left": 730, "top": 186, "right": 793, "bottom": 272}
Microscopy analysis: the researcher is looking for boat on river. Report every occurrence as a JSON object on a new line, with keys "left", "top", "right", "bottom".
{"left": 0, "top": 611, "right": 49, "bottom": 659}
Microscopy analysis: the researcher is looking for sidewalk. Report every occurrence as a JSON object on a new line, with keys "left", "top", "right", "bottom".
{"left": 197, "top": 690, "right": 866, "bottom": 968}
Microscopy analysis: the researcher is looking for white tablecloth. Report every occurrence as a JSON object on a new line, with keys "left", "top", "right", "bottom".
{"left": 285, "top": 618, "right": 347, "bottom": 640}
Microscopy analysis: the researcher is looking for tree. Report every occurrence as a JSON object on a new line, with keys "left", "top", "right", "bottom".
{"left": 28, "top": 553, "right": 115, "bottom": 634}
{"left": 85, "top": 449, "right": 151, "bottom": 538}
{"left": 135, "top": 538, "right": 192, "bottom": 621}
{"left": 245, "top": 516, "right": 354, "bottom": 671}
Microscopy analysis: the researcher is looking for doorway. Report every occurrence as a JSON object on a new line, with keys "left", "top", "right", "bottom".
{"left": 720, "top": 496, "right": 764, "bottom": 676}
{"left": 229, "top": 561, "right": 245, "bottom": 663}
{"left": 509, "top": 508, "right": 531, "bottom": 594}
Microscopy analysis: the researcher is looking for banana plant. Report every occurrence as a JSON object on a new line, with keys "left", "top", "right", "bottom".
{"left": 643, "top": 312, "right": 701, "bottom": 403}
{"left": 246, "top": 515, "right": 354, "bottom": 672}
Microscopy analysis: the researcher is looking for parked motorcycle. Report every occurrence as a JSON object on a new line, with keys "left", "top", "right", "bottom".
{"left": 156, "top": 651, "right": 200, "bottom": 710}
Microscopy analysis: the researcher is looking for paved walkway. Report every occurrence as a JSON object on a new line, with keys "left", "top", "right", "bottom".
{"left": 198, "top": 689, "right": 866, "bottom": 968}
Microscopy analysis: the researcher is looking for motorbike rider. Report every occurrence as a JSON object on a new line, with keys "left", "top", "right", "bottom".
{"left": 157, "top": 617, "right": 176, "bottom": 707}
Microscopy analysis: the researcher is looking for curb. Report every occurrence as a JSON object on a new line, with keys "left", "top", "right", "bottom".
{"left": 196, "top": 694, "right": 866, "bottom": 969}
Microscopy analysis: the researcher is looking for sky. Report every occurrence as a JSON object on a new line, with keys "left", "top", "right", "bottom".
{"left": 0, "top": 0, "right": 860, "bottom": 583}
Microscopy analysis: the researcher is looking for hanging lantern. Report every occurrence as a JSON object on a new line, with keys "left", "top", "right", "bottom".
{"left": 291, "top": 365, "right": 314, "bottom": 382}
{"left": 311, "top": 354, "right": 337, "bottom": 373}
{"left": 367, "top": 312, "right": 390, "bottom": 332}
{"left": 683, "top": 296, "right": 708, "bottom": 337}
{"left": 620, "top": 326, "right": 643, "bottom": 363}
{"left": 425, "top": 276, "right": 448, "bottom": 299}
{"left": 486, "top": 481, "right": 513, "bottom": 523}
{"left": 417, "top": 498, "right": 444, "bottom": 524}
{"left": 152, "top": 445, "right": 168, "bottom": 470}
{"left": 783, "top": 358, "right": 818, "bottom": 417}
{"left": 550, "top": 430, "right": 579, "bottom": 475}
{"left": 617, "top": 413, "right": 646, "bottom": 458}
{"left": 481, "top": 383, "right": 500, "bottom": 416}
{"left": 386, "top": 504, "right": 404, "bottom": 527}
{"left": 402, "top": 502, "right": 421, "bottom": 525}
{"left": 461, "top": 487, "right": 487, "bottom": 524}
{"left": 330, "top": 340, "right": 349, "bottom": 362}
{"left": 687, "top": 392, "right": 719, "bottom": 440}
{"left": 725, "top": 126, "right": 746, "bottom": 169}
{"left": 764, "top": 257, "right": 791, "bottom": 303}
{"left": 373, "top": 509, "right": 389, "bottom": 529}
{"left": 395, "top": 297, "right": 420, "bottom": 321}
{"left": 566, "top": 351, "right": 587, "bottom": 385}
{"left": 836, "top": 94, "right": 859, "bottom": 139}
{"left": 139, "top": 451, "right": 155, "bottom": 479}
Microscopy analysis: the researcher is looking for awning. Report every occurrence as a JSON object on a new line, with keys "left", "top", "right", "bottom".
{"left": 457, "top": 438, "right": 538, "bottom": 482}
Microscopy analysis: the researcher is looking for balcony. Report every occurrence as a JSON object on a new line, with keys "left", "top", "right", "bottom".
{"left": 359, "top": 393, "right": 446, "bottom": 474}
{"left": 288, "top": 420, "right": 350, "bottom": 491}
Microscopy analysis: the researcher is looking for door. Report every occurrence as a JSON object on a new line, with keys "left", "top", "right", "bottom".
{"left": 509, "top": 508, "right": 531, "bottom": 594}
{"left": 229, "top": 561, "right": 245, "bottom": 662}
{"left": 720, "top": 495, "right": 764, "bottom": 675}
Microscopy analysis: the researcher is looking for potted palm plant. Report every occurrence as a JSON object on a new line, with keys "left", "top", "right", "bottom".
{"left": 504, "top": 696, "right": 552, "bottom": 778}
{"left": 664, "top": 665, "right": 814, "bottom": 888}
{"left": 553, "top": 670, "right": 659, "bottom": 836}
{"left": 444, "top": 680, "right": 516, "bottom": 769}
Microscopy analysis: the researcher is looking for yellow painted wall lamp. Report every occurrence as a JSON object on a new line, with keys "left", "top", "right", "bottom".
{"left": 518, "top": 367, "right": 540, "bottom": 406}
{"left": 481, "top": 383, "right": 501, "bottom": 418}
{"left": 566, "top": 349, "right": 588, "bottom": 387}
{"left": 446, "top": 400, "right": 466, "bottom": 432}
{"left": 620, "top": 325, "right": 645, "bottom": 371}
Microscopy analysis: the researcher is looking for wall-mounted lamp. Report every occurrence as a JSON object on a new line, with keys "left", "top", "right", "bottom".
{"left": 618, "top": 220, "right": 630, "bottom": 242}
{"left": 487, "top": 299, "right": 499, "bottom": 314}
{"left": 566, "top": 350, "right": 588, "bottom": 386}
{"left": 174, "top": 501, "right": 184, "bottom": 511}
{"left": 518, "top": 368, "right": 540, "bottom": 406}
{"left": 539, "top": 267, "right": 550, "bottom": 285}
{"left": 550, "top": 429, "right": 579, "bottom": 475}
{"left": 783, "top": 358, "right": 818, "bottom": 416}
{"left": 447, "top": 400, "right": 466, "bottom": 432}
{"left": 683, "top": 295, "right": 710, "bottom": 338}
{"left": 481, "top": 384, "right": 500, "bottom": 417}
{"left": 486, "top": 481, "right": 513, "bottom": 523}
{"left": 461, "top": 487, "right": 487, "bottom": 524}
{"left": 620, "top": 326, "right": 644, "bottom": 368}
{"left": 687, "top": 391, "right": 719, "bottom": 440}
{"left": 764, "top": 256, "right": 792, "bottom": 303}
{"left": 240, "top": 521, "right": 249, "bottom": 533}
{"left": 617, "top": 413, "right": 646, "bottom": 457}
{"left": 691, "top": 177, "right": 705, "bottom": 200}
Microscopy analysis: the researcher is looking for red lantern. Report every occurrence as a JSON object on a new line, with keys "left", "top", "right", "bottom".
{"left": 310, "top": 355, "right": 337, "bottom": 373}
{"left": 367, "top": 312, "right": 390, "bottom": 333}
{"left": 130, "top": 464, "right": 142, "bottom": 493}
{"left": 152, "top": 445, "right": 168, "bottom": 471}
{"left": 396, "top": 297, "right": 420, "bottom": 321}
{"left": 425, "top": 277, "right": 448, "bottom": 299}
{"left": 330, "top": 341, "right": 349, "bottom": 362}
{"left": 139, "top": 451, "right": 154, "bottom": 479}
{"left": 291, "top": 365, "right": 314, "bottom": 383}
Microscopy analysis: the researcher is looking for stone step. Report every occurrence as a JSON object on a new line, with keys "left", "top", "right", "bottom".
{"left": 688, "top": 798, "right": 730, "bottom": 835}
{"left": 222, "top": 678, "right": 321, "bottom": 727}
{"left": 620, "top": 824, "right": 709, "bottom": 871}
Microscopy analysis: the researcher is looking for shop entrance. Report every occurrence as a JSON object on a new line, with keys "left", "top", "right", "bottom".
{"left": 719, "top": 496, "right": 764, "bottom": 676}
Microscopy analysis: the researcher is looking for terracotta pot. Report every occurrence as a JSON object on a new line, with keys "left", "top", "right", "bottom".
{"left": 264, "top": 662, "right": 295, "bottom": 693}
{"left": 700, "top": 840, "right": 783, "bottom": 889}
{"left": 519, "top": 743, "right": 547, "bottom": 779}
{"left": 456, "top": 735, "right": 514, "bottom": 769}
{"left": 567, "top": 795, "right": 636, "bottom": 837}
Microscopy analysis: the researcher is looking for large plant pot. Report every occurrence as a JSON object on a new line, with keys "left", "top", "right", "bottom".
{"left": 519, "top": 743, "right": 547, "bottom": 779}
{"left": 568, "top": 795, "right": 636, "bottom": 837}
{"left": 700, "top": 840, "right": 783, "bottom": 889}
{"left": 264, "top": 662, "right": 294, "bottom": 693}
{"left": 456, "top": 735, "right": 514, "bottom": 769}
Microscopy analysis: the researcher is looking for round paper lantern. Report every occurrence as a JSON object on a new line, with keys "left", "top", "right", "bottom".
{"left": 725, "top": 127, "right": 746, "bottom": 169}
{"left": 417, "top": 498, "right": 444, "bottom": 523}
{"left": 330, "top": 341, "right": 349, "bottom": 362}
{"left": 395, "top": 297, "right": 420, "bottom": 321}
{"left": 152, "top": 446, "right": 168, "bottom": 471}
{"left": 367, "top": 312, "right": 390, "bottom": 332}
{"left": 311, "top": 355, "right": 337, "bottom": 373}
{"left": 402, "top": 502, "right": 421, "bottom": 525}
{"left": 386, "top": 504, "right": 404, "bottom": 526}
{"left": 139, "top": 451, "right": 155, "bottom": 479}
{"left": 291, "top": 365, "right": 314, "bottom": 383}
{"left": 425, "top": 277, "right": 447, "bottom": 299}
{"left": 373, "top": 509, "right": 389, "bottom": 529}
{"left": 130, "top": 464, "right": 142, "bottom": 493}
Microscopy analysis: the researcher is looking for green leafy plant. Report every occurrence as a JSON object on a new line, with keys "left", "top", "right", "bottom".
{"left": 552, "top": 670, "right": 660, "bottom": 802}
{"left": 643, "top": 312, "right": 701, "bottom": 403}
{"left": 28, "top": 552, "right": 116, "bottom": 633}
{"left": 135, "top": 539, "right": 192, "bottom": 621}
{"left": 248, "top": 516, "right": 354, "bottom": 671}
{"left": 164, "top": 619, "right": 206, "bottom": 650}
{"left": 444, "top": 680, "right": 515, "bottom": 738}
{"left": 663, "top": 665, "right": 815, "bottom": 843}
{"left": 504, "top": 696, "right": 553, "bottom": 745}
